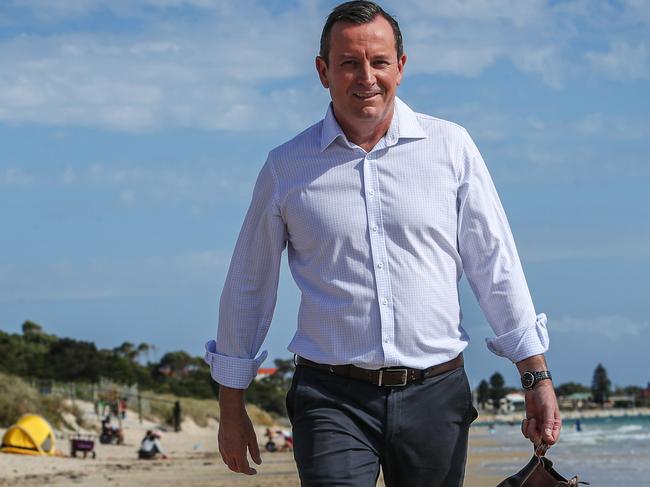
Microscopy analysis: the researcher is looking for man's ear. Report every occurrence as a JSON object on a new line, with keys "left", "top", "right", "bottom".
{"left": 396, "top": 53, "right": 407, "bottom": 86}
{"left": 315, "top": 56, "right": 330, "bottom": 89}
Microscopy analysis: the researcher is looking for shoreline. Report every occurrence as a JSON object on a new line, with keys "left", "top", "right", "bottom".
{"left": 475, "top": 406, "right": 650, "bottom": 425}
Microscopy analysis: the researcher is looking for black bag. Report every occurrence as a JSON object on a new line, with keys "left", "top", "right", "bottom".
{"left": 497, "top": 444, "right": 589, "bottom": 487}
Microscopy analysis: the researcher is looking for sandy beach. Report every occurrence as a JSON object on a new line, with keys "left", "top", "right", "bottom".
{"left": 0, "top": 401, "right": 524, "bottom": 487}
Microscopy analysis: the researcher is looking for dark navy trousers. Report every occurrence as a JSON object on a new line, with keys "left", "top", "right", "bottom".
{"left": 286, "top": 364, "right": 478, "bottom": 487}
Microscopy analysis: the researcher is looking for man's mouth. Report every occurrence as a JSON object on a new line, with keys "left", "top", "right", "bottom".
{"left": 353, "top": 92, "right": 381, "bottom": 100}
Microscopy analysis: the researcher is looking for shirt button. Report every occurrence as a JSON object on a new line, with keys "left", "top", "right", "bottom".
{"left": 372, "top": 225, "right": 378, "bottom": 232}
{"left": 383, "top": 338, "right": 389, "bottom": 343}
{"left": 377, "top": 262, "right": 383, "bottom": 269}
{"left": 368, "top": 189, "right": 375, "bottom": 196}
{"left": 381, "top": 298, "right": 388, "bottom": 305}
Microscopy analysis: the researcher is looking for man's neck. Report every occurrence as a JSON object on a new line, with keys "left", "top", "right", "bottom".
{"left": 334, "top": 107, "right": 395, "bottom": 153}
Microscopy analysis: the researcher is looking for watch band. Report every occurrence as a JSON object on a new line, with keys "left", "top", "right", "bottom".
{"left": 521, "top": 370, "right": 552, "bottom": 390}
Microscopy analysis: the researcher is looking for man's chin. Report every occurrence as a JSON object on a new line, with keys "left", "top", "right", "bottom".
{"left": 355, "top": 106, "right": 388, "bottom": 122}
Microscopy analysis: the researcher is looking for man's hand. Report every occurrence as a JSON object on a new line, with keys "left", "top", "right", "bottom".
{"left": 218, "top": 385, "right": 262, "bottom": 475}
{"left": 515, "top": 354, "right": 561, "bottom": 447}
{"left": 522, "top": 381, "right": 561, "bottom": 446}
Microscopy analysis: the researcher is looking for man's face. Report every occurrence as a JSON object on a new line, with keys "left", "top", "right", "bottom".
{"left": 316, "top": 16, "right": 406, "bottom": 132}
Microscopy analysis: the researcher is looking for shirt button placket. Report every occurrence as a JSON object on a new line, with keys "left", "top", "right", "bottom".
{"left": 363, "top": 150, "right": 395, "bottom": 362}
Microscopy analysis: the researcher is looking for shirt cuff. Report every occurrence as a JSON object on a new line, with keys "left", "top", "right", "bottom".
{"left": 203, "top": 340, "right": 268, "bottom": 389}
{"left": 485, "top": 313, "right": 549, "bottom": 363}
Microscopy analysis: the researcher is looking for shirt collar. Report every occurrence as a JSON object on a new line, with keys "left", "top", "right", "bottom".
{"left": 319, "top": 96, "right": 427, "bottom": 152}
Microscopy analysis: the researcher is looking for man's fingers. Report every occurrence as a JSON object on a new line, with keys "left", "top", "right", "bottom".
{"left": 525, "top": 417, "right": 542, "bottom": 444}
{"left": 521, "top": 418, "right": 529, "bottom": 438}
{"left": 234, "top": 454, "right": 257, "bottom": 475}
{"left": 543, "top": 420, "right": 554, "bottom": 442}
{"left": 249, "top": 436, "right": 262, "bottom": 465}
{"left": 220, "top": 453, "right": 238, "bottom": 472}
{"left": 220, "top": 448, "right": 256, "bottom": 475}
{"left": 543, "top": 417, "right": 562, "bottom": 445}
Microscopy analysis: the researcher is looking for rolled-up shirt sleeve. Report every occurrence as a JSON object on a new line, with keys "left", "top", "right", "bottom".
{"left": 204, "top": 157, "right": 287, "bottom": 388}
{"left": 456, "top": 128, "right": 549, "bottom": 363}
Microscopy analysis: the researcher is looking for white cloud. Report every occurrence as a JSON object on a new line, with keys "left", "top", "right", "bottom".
{"left": 585, "top": 41, "right": 650, "bottom": 80}
{"left": 574, "top": 112, "right": 650, "bottom": 139}
{"left": 0, "top": 167, "right": 32, "bottom": 185}
{"left": 53, "top": 160, "right": 257, "bottom": 208}
{"left": 395, "top": 0, "right": 547, "bottom": 26}
{"left": 0, "top": 1, "right": 647, "bottom": 131}
{"left": 4, "top": 0, "right": 227, "bottom": 23}
{"left": 61, "top": 167, "right": 77, "bottom": 184}
{"left": 510, "top": 45, "right": 565, "bottom": 89}
{"left": 0, "top": 2, "right": 326, "bottom": 132}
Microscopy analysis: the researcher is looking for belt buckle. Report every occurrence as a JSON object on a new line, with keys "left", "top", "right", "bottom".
{"left": 378, "top": 368, "right": 408, "bottom": 387}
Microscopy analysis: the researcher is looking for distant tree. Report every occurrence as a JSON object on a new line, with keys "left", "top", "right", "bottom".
{"left": 615, "top": 385, "right": 643, "bottom": 396}
{"left": 48, "top": 338, "right": 102, "bottom": 382}
{"left": 22, "top": 320, "right": 43, "bottom": 336}
{"left": 0, "top": 330, "right": 31, "bottom": 376}
{"left": 136, "top": 342, "right": 155, "bottom": 363}
{"left": 113, "top": 342, "right": 138, "bottom": 362}
{"left": 591, "top": 363, "right": 611, "bottom": 406}
{"left": 158, "top": 351, "right": 193, "bottom": 376}
{"left": 21, "top": 321, "right": 56, "bottom": 349}
{"left": 477, "top": 380, "right": 490, "bottom": 409}
{"left": 246, "top": 358, "right": 296, "bottom": 416}
{"left": 555, "top": 382, "right": 590, "bottom": 397}
{"left": 273, "top": 358, "right": 296, "bottom": 384}
{"left": 489, "top": 372, "right": 506, "bottom": 406}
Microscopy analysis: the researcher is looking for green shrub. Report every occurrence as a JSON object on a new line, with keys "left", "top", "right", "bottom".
{"left": 0, "top": 372, "right": 65, "bottom": 428}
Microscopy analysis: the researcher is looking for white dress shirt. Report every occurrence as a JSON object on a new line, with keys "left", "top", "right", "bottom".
{"left": 205, "top": 97, "right": 548, "bottom": 389}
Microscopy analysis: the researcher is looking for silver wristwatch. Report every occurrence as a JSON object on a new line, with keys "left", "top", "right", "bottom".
{"left": 520, "top": 370, "right": 552, "bottom": 390}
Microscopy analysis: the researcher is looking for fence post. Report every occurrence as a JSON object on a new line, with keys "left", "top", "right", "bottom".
{"left": 138, "top": 394, "right": 143, "bottom": 424}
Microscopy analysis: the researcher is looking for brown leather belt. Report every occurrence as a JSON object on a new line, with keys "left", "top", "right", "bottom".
{"left": 295, "top": 354, "right": 463, "bottom": 387}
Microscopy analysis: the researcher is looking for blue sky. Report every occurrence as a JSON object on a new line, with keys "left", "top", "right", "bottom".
{"left": 1, "top": 0, "right": 648, "bottom": 389}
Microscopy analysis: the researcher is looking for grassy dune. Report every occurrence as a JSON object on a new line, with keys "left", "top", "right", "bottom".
{"left": 145, "top": 391, "right": 274, "bottom": 427}
{"left": 0, "top": 372, "right": 68, "bottom": 428}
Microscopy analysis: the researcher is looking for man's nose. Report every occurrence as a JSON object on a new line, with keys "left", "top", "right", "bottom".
{"left": 357, "top": 61, "right": 376, "bottom": 86}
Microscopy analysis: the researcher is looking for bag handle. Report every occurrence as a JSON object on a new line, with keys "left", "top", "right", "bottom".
{"left": 534, "top": 442, "right": 591, "bottom": 486}
{"left": 534, "top": 441, "right": 549, "bottom": 457}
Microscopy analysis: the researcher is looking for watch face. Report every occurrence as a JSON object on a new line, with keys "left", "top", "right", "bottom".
{"left": 521, "top": 372, "right": 535, "bottom": 389}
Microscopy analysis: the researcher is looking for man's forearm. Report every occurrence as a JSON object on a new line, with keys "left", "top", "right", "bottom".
{"left": 219, "top": 385, "right": 247, "bottom": 413}
{"left": 515, "top": 354, "right": 548, "bottom": 376}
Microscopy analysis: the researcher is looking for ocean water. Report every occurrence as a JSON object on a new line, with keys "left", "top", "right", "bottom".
{"left": 475, "top": 415, "right": 650, "bottom": 486}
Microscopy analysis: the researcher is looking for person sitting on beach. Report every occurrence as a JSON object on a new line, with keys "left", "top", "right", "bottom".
{"left": 138, "top": 430, "right": 168, "bottom": 460}
{"left": 100, "top": 416, "right": 124, "bottom": 445}
{"left": 278, "top": 430, "right": 293, "bottom": 452}
{"left": 263, "top": 428, "right": 278, "bottom": 452}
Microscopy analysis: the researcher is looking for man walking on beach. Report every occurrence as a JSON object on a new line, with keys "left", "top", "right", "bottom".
{"left": 205, "top": 1, "right": 561, "bottom": 485}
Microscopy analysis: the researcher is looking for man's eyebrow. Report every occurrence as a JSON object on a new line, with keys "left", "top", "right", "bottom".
{"left": 336, "top": 52, "right": 361, "bottom": 58}
{"left": 335, "top": 52, "right": 392, "bottom": 59}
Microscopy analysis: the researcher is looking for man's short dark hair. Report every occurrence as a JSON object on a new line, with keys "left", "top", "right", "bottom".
{"left": 319, "top": 1, "right": 403, "bottom": 64}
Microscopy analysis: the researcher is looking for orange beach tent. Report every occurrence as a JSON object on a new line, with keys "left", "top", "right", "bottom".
{"left": 1, "top": 414, "right": 58, "bottom": 456}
